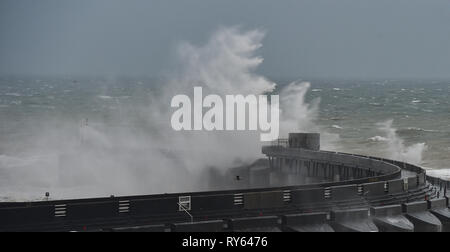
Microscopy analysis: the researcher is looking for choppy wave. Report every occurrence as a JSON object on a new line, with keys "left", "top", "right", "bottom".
{"left": 397, "top": 127, "right": 444, "bottom": 134}
{"left": 97, "top": 95, "right": 114, "bottom": 100}
{"left": 5, "top": 93, "right": 22, "bottom": 97}
{"left": 369, "top": 136, "right": 389, "bottom": 142}
{"left": 331, "top": 125, "right": 343, "bottom": 129}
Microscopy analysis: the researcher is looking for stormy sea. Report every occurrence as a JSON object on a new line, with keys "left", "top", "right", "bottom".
{"left": 0, "top": 28, "right": 449, "bottom": 202}
{"left": 1, "top": 76, "right": 449, "bottom": 201}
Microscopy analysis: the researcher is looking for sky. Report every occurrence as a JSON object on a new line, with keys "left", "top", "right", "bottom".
{"left": 1, "top": 0, "right": 450, "bottom": 79}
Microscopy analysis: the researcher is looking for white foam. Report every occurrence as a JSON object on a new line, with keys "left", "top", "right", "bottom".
{"left": 425, "top": 168, "right": 450, "bottom": 181}
{"left": 369, "top": 136, "right": 389, "bottom": 142}
{"left": 5, "top": 93, "right": 21, "bottom": 97}
{"left": 97, "top": 95, "right": 114, "bottom": 100}
{"left": 376, "top": 120, "right": 427, "bottom": 165}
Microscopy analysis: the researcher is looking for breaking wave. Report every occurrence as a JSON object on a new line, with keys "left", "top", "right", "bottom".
{"left": 376, "top": 120, "right": 428, "bottom": 165}
{"left": 0, "top": 26, "right": 329, "bottom": 200}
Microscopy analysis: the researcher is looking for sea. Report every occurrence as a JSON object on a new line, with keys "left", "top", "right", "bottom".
{"left": 0, "top": 76, "right": 449, "bottom": 201}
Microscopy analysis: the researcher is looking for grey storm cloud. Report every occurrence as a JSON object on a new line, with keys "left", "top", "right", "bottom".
{"left": 1, "top": 0, "right": 450, "bottom": 79}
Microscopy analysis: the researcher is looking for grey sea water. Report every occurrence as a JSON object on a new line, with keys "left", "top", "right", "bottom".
{"left": 0, "top": 76, "right": 449, "bottom": 200}
{"left": 302, "top": 79, "right": 450, "bottom": 169}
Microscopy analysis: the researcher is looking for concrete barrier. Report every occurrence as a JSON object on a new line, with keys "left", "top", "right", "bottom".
{"left": 331, "top": 185, "right": 359, "bottom": 201}
{"left": 67, "top": 201, "right": 119, "bottom": 220}
{"left": 191, "top": 195, "right": 234, "bottom": 212}
{"left": 407, "top": 177, "right": 418, "bottom": 190}
{"left": 388, "top": 179, "right": 404, "bottom": 194}
{"left": 171, "top": 220, "right": 225, "bottom": 232}
{"left": 330, "top": 209, "right": 378, "bottom": 232}
{"left": 282, "top": 212, "right": 334, "bottom": 232}
{"left": 0, "top": 140, "right": 433, "bottom": 231}
{"left": 0, "top": 205, "right": 54, "bottom": 226}
{"left": 291, "top": 188, "right": 324, "bottom": 204}
{"left": 363, "top": 182, "right": 387, "bottom": 197}
{"left": 370, "top": 205, "right": 413, "bottom": 232}
{"left": 403, "top": 201, "right": 442, "bottom": 232}
{"left": 130, "top": 198, "right": 178, "bottom": 216}
{"left": 243, "top": 191, "right": 284, "bottom": 210}
{"left": 428, "top": 198, "right": 450, "bottom": 232}
{"left": 227, "top": 216, "right": 281, "bottom": 232}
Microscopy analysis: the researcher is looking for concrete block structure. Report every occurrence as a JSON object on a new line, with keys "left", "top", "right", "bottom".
{"left": 0, "top": 132, "right": 447, "bottom": 232}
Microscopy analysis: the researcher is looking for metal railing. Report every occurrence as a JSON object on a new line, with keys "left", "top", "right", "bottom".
{"left": 270, "top": 138, "right": 289, "bottom": 148}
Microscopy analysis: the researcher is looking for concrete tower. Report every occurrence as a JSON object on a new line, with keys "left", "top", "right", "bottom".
{"left": 288, "top": 133, "right": 320, "bottom": 150}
